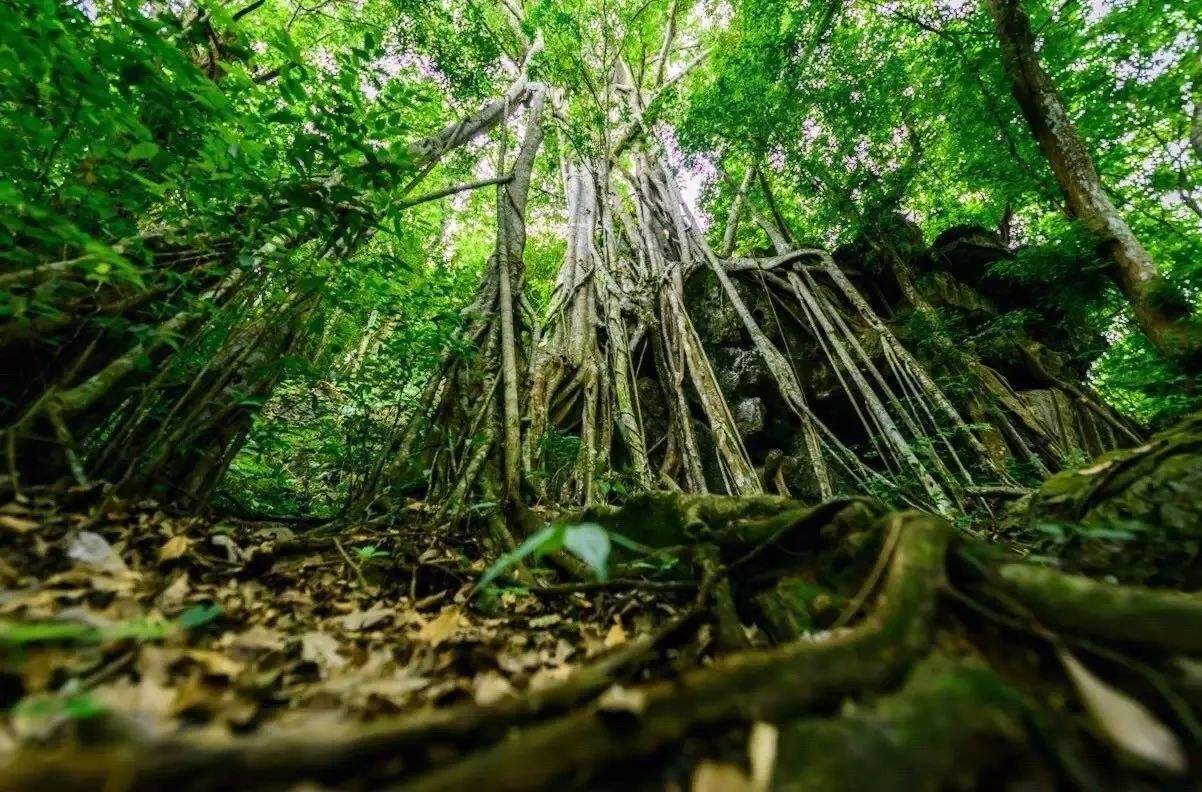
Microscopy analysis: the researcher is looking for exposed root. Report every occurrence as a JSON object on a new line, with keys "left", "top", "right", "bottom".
{"left": 996, "top": 564, "right": 1202, "bottom": 653}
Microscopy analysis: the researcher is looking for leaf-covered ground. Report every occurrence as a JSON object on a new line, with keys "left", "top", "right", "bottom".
{"left": 0, "top": 494, "right": 689, "bottom": 754}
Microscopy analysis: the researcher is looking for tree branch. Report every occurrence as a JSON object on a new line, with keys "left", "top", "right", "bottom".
{"left": 398, "top": 174, "right": 516, "bottom": 209}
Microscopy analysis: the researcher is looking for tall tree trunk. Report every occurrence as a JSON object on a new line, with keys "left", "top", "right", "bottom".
{"left": 986, "top": 0, "right": 1199, "bottom": 362}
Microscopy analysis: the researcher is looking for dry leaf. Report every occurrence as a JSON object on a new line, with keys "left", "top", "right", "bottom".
{"left": 159, "top": 535, "right": 192, "bottom": 562}
{"left": 597, "top": 684, "right": 645, "bottom": 715}
{"left": 416, "top": 606, "right": 461, "bottom": 648}
{"left": 340, "top": 604, "right": 392, "bottom": 632}
{"left": 210, "top": 535, "right": 243, "bottom": 563}
{"left": 106, "top": 673, "right": 177, "bottom": 720}
{"left": 228, "top": 625, "right": 286, "bottom": 654}
{"left": 604, "top": 619, "right": 627, "bottom": 648}
{"left": 184, "top": 649, "right": 244, "bottom": 678}
{"left": 158, "top": 573, "right": 191, "bottom": 607}
{"left": 528, "top": 664, "right": 575, "bottom": 691}
{"left": 0, "top": 514, "right": 38, "bottom": 533}
{"left": 473, "top": 671, "right": 516, "bottom": 706}
{"left": 67, "top": 531, "right": 128, "bottom": 574}
{"left": 747, "top": 722, "right": 778, "bottom": 792}
{"left": 302, "top": 631, "right": 347, "bottom": 674}
{"left": 316, "top": 654, "right": 429, "bottom": 708}
{"left": 1059, "top": 648, "right": 1186, "bottom": 774}
{"left": 691, "top": 761, "right": 753, "bottom": 792}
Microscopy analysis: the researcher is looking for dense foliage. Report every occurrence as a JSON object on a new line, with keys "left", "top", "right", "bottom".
{"left": 2, "top": 0, "right": 1199, "bottom": 517}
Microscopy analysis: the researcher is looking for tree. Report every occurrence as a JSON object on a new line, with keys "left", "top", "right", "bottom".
{"left": 3, "top": 3, "right": 1202, "bottom": 788}
{"left": 985, "top": 0, "right": 1200, "bottom": 362}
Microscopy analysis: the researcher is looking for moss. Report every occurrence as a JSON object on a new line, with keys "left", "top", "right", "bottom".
{"left": 772, "top": 654, "right": 1034, "bottom": 791}
{"left": 997, "top": 563, "right": 1202, "bottom": 653}
{"left": 1005, "top": 410, "right": 1202, "bottom": 587}
{"left": 573, "top": 492, "right": 882, "bottom": 553}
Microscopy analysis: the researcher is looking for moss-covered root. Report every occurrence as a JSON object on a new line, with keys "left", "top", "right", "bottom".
{"left": 772, "top": 653, "right": 1036, "bottom": 791}
{"left": 575, "top": 491, "right": 882, "bottom": 552}
{"left": 996, "top": 563, "right": 1202, "bottom": 654}
{"left": 398, "top": 512, "right": 950, "bottom": 792}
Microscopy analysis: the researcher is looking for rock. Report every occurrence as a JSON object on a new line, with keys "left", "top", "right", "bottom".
{"left": 1006, "top": 410, "right": 1202, "bottom": 589}
{"left": 918, "top": 271, "right": 996, "bottom": 319}
{"left": 684, "top": 269, "right": 744, "bottom": 346}
{"left": 733, "top": 398, "right": 765, "bottom": 435}
{"left": 635, "top": 377, "right": 668, "bottom": 441}
{"left": 931, "top": 225, "right": 1012, "bottom": 277}
{"left": 712, "top": 347, "right": 767, "bottom": 397}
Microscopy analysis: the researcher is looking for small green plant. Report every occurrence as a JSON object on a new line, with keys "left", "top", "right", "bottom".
{"left": 11, "top": 688, "right": 105, "bottom": 729}
{"left": 355, "top": 544, "right": 390, "bottom": 563}
{"left": 475, "top": 521, "right": 612, "bottom": 592}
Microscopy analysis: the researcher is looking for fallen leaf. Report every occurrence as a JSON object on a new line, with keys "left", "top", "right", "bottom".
{"left": 158, "top": 536, "right": 192, "bottom": 563}
{"left": 228, "top": 625, "right": 286, "bottom": 654}
{"left": 158, "top": 573, "right": 191, "bottom": 607}
{"left": 210, "top": 535, "right": 243, "bottom": 563}
{"left": 604, "top": 619, "right": 626, "bottom": 648}
{"left": 416, "top": 606, "right": 461, "bottom": 648}
{"left": 0, "top": 514, "right": 38, "bottom": 533}
{"left": 597, "top": 684, "right": 645, "bottom": 715}
{"left": 67, "top": 531, "right": 128, "bottom": 574}
{"left": 528, "top": 664, "right": 575, "bottom": 691}
{"left": 747, "top": 722, "right": 778, "bottom": 791}
{"left": 184, "top": 649, "right": 244, "bottom": 678}
{"left": 339, "top": 604, "right": 393, "bottom": 632}
{"left": 473, "top": 671, "right": 516, "bottom": 706}
{"left": 302, "top": 631, "right": 347, "bottom": 674}
{"left": 692, "top": 761, "right": 753, "bottom": 792}
{"left": 1059, "top": 648, "right": 1186, "bottom": 774}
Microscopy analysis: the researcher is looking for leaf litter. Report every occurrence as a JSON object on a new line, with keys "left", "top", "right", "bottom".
{"left": 0, "top": 494, "right": 687, "bottom": 757}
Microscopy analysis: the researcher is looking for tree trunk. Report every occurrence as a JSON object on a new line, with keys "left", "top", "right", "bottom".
{"left": 985, "top": 0, "right": 1199, "bottom": 362}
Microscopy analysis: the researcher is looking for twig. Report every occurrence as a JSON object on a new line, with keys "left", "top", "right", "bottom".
{"left": 529, "top": 578, "right": 694, "bottom": 595}
{"left": 334, "top": 537, "right": 369, "bottom": 588}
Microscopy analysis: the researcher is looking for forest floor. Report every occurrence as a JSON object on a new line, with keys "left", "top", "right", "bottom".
{"left": 4, "top": 412, "right": 1202, "bottom": 790}
{"left": 0, "top": 492, "right": 707, "bottom": 781}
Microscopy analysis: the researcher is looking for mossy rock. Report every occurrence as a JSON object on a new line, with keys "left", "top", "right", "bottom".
{"left": 1008, "top": 411, "right": 1202, "bottom": 587}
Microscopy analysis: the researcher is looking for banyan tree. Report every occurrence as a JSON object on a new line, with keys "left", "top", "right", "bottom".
{"left": 3, "top": 0, "right": 1202, "bottom": 789}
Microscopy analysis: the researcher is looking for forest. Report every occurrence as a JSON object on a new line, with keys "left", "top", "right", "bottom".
{"left": 1, "top": 0, "right": 1202, "bottom": 788}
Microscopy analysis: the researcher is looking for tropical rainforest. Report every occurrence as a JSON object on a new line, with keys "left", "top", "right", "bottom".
{"left": 2, "top": 0, "right": 1202, "bottom": 788}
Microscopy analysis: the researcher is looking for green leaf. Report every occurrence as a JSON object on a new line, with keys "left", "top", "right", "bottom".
{"left": 178, "top": 603, "right": 222, "bottom": 630}
{"left": 0, "top": 620, "right": 98, "bottom": 646}
{"left": 562, "top": 523, "right": 610, "bottom": 581}
{"left": 474, "top": 525, "right": 564, "bottom": 592}
{"left": 125, "top": 141, "right": 160, "bottom": 161}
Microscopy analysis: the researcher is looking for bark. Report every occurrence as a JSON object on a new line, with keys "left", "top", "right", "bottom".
{"left": 404, "top": 36, "right": 544, "bottom": 175}
{"left": 986, "top": 0, "right": 1199, "bottom": 362}
{"left": 497, "top": 88, "right": 548, "bottom": 502}
{"left": 719, "top": 164, "right": 756, "bottom": 258}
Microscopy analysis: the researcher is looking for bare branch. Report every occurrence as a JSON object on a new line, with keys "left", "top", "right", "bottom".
{"left": 398, "top": 174, "right": 516, "bottom": 209}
